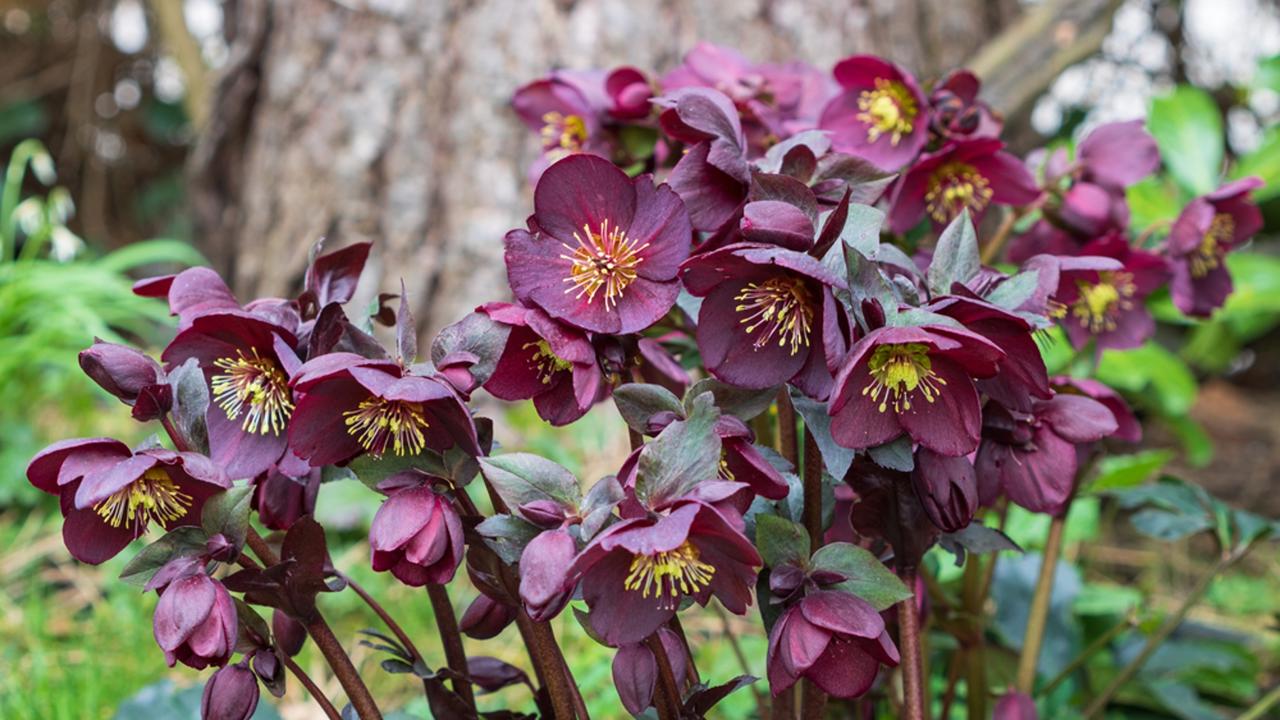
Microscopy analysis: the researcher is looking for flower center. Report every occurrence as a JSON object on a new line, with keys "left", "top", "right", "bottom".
{"left": 1070, "top": 271, "right": 1136, "bottom": 333}
{"left": 624, "top": 540, "right": 716, "bottom": 607}
{"left": 524, "top": 340, "right": 573, "bottom": 384}
{"left": 924, "top": 162, "right": 994, "bottom": 224}
{"left": 210, "top": 348, "right": 293, "bottom": 436}
{"left": 856, "top": 78, "right": 917, "bottom": 146}
{"left": 343, "top": 397, "right": 429, "bottom": 457}
{"left": 1191, "top": 213, "right": 1234, "bottom": 278}
{"left": 560, "top": 219, "right": 649, "bottom": 310}
{"left": 94, "top": 467, "right": 192, "bottom": 531}
{"left": 734, "top": 277, "right": 814, "bottom": 356}
{"left": 861, "top": 342, "right": 946, "bottom": 413}
{"left": 540, "top": 111, "right": 588, "bottom": 154}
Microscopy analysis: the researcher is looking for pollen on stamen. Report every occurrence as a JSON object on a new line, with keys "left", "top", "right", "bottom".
{"left": 734, "top": 277, "right": 814, "bottom": 356}
{"left": 94, "top": 467, "right": 193, "bottom": 533}
{"left": 210, "top": 348, "right": 294, "bottom": 435}
{"left": 1190, "top": 213, "right": 1234, "bottom": 278}
{"left": 524, "top": 340, "right": 573, "bottom": 384}
{"left": 560, "top": 218, "right": 649, "bottom": 310}
{"left": 856, "top": 77, "right": 917, "bottom": 146}
{"left": 623, "top": 541, "right": 716, "bottom": 609}
{"left": 924, "top": 161, "right": 994, "bottom": 224}
{"left": 1071, "top": 271, "right": 1136, "bottom": 334}
{"left": 343, "top": 397, "right": 430, "bottom": 458}
{"left": 861, "top": 343, "right": 947, "bottom": 414}
{"left": 540, "top": 111, "right": 588, "bottom": 153}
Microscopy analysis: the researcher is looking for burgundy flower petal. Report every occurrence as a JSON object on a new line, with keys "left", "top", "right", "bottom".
{"left": 533, "top": 154, "right": 637, "bottom": 246}
{"left": 806, "top": 637, "right": 882, "bottom": 699}
{"left": 896, "top": 358, "right": 982, "bottom": 457}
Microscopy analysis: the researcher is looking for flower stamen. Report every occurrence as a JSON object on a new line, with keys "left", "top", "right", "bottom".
{"left": 734, "top": 277, "right": 814, "bottom": 355}
{"left": 1190, "top": 213, "right": 1234, "bottom": 278}
{"left": 856, "top": 78, "right": 917, "bottom": 146}
{"left": 211, "top": 348, "right": 293, "bottom": 435}
{"left": 1070, "top": 271, "right": 1136, "bottom": 333}
{"left": 624, "top": 540, "right": 716, "bottom": 608}
{"left": 540, "top": 111, "right": 588, "bottom": 154}
{"left": 861, "top": 343, "right": 946, "bottom": 413}
{"left": 561, "top": 219, "right": 648, "bottom": 310}
{"left": 343, "top": 397, "right": 430, "bottom": 457}
{"left": 94, "top": 467, "right": 192, "bottom": 532}
{"left": 924, "top": 162, "right": 993, "bottom": 224}
{"left": 524, "top": 340, "right": 573, "bottom": 384}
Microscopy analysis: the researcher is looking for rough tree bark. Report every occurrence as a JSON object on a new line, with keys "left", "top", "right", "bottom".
{"left": 189, "top": 0, "right": 1116, "bottom": 333}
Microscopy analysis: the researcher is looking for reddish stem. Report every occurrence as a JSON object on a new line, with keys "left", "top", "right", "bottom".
{"left": 282, "top": 653, "right": 343, "bottom": 720}
{"left": 647, "top": 632, "right": 683, "bottom": 720}
{"left": 427, "top": 582, "right": 477, "bottom": 711}
{"left": 898, "top": 567, "right": 928, "bottom": 720}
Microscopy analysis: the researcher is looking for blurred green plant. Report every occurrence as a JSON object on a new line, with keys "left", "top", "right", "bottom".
{"left": 0, "top": 139, "right": 203, "bottom": 505}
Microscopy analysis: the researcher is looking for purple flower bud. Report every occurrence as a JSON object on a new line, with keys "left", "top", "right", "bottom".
{"left": 154, "top": 573, "right": 238, "bottom": 670}
{"left": 201, "top": 663, "right": 260, "bottom": 720}
{"left": 459, "top": 592, "right": 517, "bottom": 640}
{"left": 767, "top": 591, "right": 899, "bottom": 699}
{"left": 369, "top": 485, "right": 464, "bottom": 586}
{"left": 131, "top": 383, "right": 174, "bottom": 421}
{"left": 769, "top": 564, "right": 806, "bottom": 599}
{"left": 911, "top": 448, "right": 978, "bottom": 533}
{"left": 204, "top": 533, "right": 239, "bottom": 563}
{"left": 993, "top": 691, "right": 1038, "bottom": 720}
{"left": 78, "top": 340, "right": 162, "bottom": 404}
{"left": 518, "top": 528, "right": 577, "bottom": 622}
{"left": 272, "top": 609, "right": 306, "bottom": 656}
{"left": 612, "top": 627, "right": 688, "bottom": 715}
{"left": 517, "top": 499, "right": 568, "bottom": 529}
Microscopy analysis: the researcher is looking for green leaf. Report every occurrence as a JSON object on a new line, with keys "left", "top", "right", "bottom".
{"left": 168, "top": 358, "right": 209, "bottom": 454}
{"left": 1254, "top": 53, "right": 1280, "bottom": 93}
{"left": 638, "top": 393, "right": 721, "bottom": 505}
{"left": 612, "top": 383, "right": 683, "bottom": 434}
{"left": 201, "top": 484, "right": 254, "bottom": 549}
{"left": 1162, "top": 414, "right": 1215, "bottom": 467}
{"left": 1232, "top": 126, "right": 1280, "bottom": 201}
{"left": 1126, "top": 176, "right": 1185, "bottom": 231}
{"left": 868, "top": 436, "right": 913, "bottom": 472}
{"left": 475, "top": 514, "right": 540, "bottom": 565}
{"left": 1130, "top": 508, "right": 1212, "bottom": 541}
{"left": 788, "top": 388, "right": 855, "bottom": 480}
{"left": 810, "top": 542, "right": 912, "bottom": 611}
{"left": 984, "top": 270, "right": 1040, "bottom": 311}
{"left": 926, "top": 210, "right": 979, "bottom": 296}
{"left": 1097, "top": 341, "right": 1197, "bottom": 416}
{"left": 119, "top": 526, "right": 209, "bottom": 587}
{"left": 1088, "top": 450, "right": 1174, "bottom": 492}
{"left": 347, "top": 450, "right": 449, "bottom": 490}
{"left": 478, "top": 453, "right": 581, "bottom": 512}
{"left": 754, "top": 514, "right": 810, "bottom": 568}
{"left": 1149, "top": 86, "right": 1223, "bottom": 195}
{"left": 683, "top": 378, "right": 776, "bottom": 421}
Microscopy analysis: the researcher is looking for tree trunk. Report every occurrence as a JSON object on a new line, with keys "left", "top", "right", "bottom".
{"left": 190, "top": 0, "right": 1039, "bottom": 333}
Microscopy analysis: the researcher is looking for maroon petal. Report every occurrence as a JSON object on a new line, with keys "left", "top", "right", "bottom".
{"left": 829, "top": 359, "right": 906, "bottom": 450}
{"left": 287, "top": 377, "right": 368, "bottom": 466}
{"left": 799, "top": 590, "right": 885, "bottom": 638}
{"left": 668, "top": 141, "right": 747, "bottom": 232}
{"left": 1038, "top": 394, "right": 1117, "bottom": 443}
{"left": 806, "top": 637, "right": 881, "bottom": 699}
{"left": 370, "top": 487, "right": 433, "bottom": 553}
{"left": 62, "top": 503, "right": 137, "bottom": 565}
{"left": 581, "top": 551, "right": 676, "bottom": 645}
{"left": 27, "top": 437, "right": 129, "bottom": 495}
{"left": 696, "top": 282, "right": 809, "bottom": 389}
{"left": 627, "top": 180, "right": 692, "bottom": 281}
{"left": 1077, "top": 120, "right": 1160, "bottom": 189}
{"left": 74, "top": 454, "right": 156, "bottom": 510}
{"left": 154, "top": 575, "right": 216, "bottom": 653}
{"left": 613, "top": 643, "right": 658, "bottom": 715}
{"left": 205, "top": 405, "right": 288, "bottom": 481}
{"left": 897, "top": 358, "right": 981, "bottom": 457}
{"left": 778, "top": 611, "right": 830, "bottom": 676}
{"left": 533, "top": 154, "right": 637, "bottom": 245}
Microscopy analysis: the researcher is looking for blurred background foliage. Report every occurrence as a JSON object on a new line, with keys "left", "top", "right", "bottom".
{"left": 0, "top": 0, "right": 1278, "bottom": 718}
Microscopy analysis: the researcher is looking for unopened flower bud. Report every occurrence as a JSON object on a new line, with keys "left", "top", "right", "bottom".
{"left": 78, "top": 340, "right": 162, "bottom": 404}
{"left": 201, "top": 663, "right": 259, "bottom": 720}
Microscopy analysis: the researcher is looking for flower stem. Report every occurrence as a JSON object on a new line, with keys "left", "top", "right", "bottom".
{"left": 244, "top": 528, "right": 382, "bottom": 719}
{"left": 282, "top": 653, "right": 343, "bottom": 720}
{"left": 1082, "top": 551, "right": 1243, "bottom": 719}
{"left": 898, "top": 567, "right": 929, "bottom": 720}
{"left": 1039, "top": 611, "right": 1136, "bottom": 696}
{"left": 647, "top": 632, "right": 683, "bottom": 720}
{"left": 1015, "top": 510, "right": 1068, "bottom": 693}
{"left": 771, "top": 686, "right": 797, "bottom": 720}
{"left": 1238, "top": 683, "right": 1280, "bottom": 720}
{"left": 305, "top": 612, "right": 384, "bottom": 719}
{"left": 979, "top": 207, "right": 1024, "bottom": 264}
{"left": 427, "top": 582, "right": 476, "bottom": 711}
{"left": 776, "top": 389, "right": 798, "bottom": 468}
{"left": 800, "top": 428, "right": 829, "bottom": 718}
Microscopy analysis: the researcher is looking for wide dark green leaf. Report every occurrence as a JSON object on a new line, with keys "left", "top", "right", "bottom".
{"left": 754, "top": 514, "right": 810, "bottom": 569}
{"left": 810, "top": 542, "right": 911, "bottom": 611}
{"left": 926, "top": 210, "right": 979, "bottom": 296}
{"left": 637, "top": 393, "right": 721, "bottom": 506}
{"left": 478, "top": 453, "right": 581, "bottom": 512}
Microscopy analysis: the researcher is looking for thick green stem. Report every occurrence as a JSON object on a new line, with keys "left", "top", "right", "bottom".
{"left": 1015, "top": 511, "right": 1068, "bottom": 692}
{"left": 1082, "top": 552, "right": 1239, "bottom": 718}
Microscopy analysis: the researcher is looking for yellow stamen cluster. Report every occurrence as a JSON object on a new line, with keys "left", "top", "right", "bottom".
{"left": 94, "top": 467, "right": 192, "bottom": 531}
{"left": 1190, "top": 213, "right": 1234, "bottom": 278}
{"left": 734, "top": 277, "right": 814, "bottom": 356}
{"left": 1071, "top": 271, "right": 1136, "bottom": 333}
{"left": 861, "top": 342, "right": 946, "bottom": 414}
{"left": 856, "top": 78, "right": 917, "bottom": 146}
{"left": 561, "top": 219, "right": 649, "bottom": 310}
{"left": 210, "top": 348, "right": 294, "bottom": 435}
{"left": 343, "top": 397, "right": 429, "bottom": 457}
{"left": 924, "top": 162, "right": 994, "bottom": 224}
{"left": 624, "top": 541, "right": 716, "bottom": 608}
{"left": 540, "top": 112, "right": 588, "bottom": 153}
{"left": 524, "top": 340, "right": 573, "bottom": 384}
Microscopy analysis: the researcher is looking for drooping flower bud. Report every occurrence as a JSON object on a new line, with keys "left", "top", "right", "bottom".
{"left": 154, "top": 573, "right": 238, "bottom": 670}
{"left": 459, "top": 592, "right": 517, "bottom": 640}
{"left": 201, "top": 663, "right": 260, "bottom": 720}
{"left": 518, "top": 528, "right": 577, "bottom": 622}
{"left": 78, "top": 340, "right": 163, "bottom": 404}
{"left": 369, "top": 485, "right": 465, "bottom": 586}
{"left": 911, "top": 447, "right": 978, "bottom": 533}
